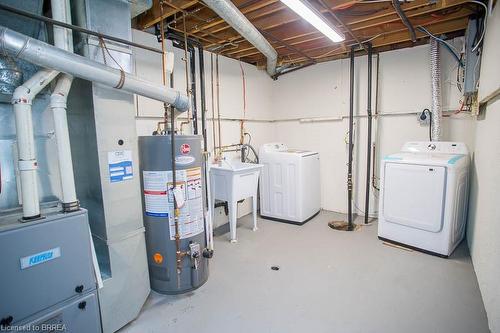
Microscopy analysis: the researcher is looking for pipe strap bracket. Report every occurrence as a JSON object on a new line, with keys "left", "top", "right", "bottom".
{"left": 18, "top": 159, "right": 38, "bottom": 171}
{"left": 114, "top": 69, "right": 125, "bottom": 89}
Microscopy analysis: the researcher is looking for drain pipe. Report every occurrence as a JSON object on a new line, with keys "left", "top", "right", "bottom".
{"left": 347, "top": 47, "right": 355, "bottom": 230}
{"left": 430, "top": 38, "right": 442, "bottom": 141}
{"left": 0, "top": 26, "right": 189, "bottom": 111}
{"left": 203, "top": 0, "right": 277, "bottom": 77}
{"left": 364, "top": 43, "right": 373, "bottom": 225}
{"left": 13, "top": 69, "right": 60, "bottom": 220}
{"left": 50, "top": 0, "right": 79, "bottom": 212}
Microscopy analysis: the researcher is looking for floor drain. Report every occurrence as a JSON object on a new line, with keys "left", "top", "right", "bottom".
{"left": 271, "top": 266, "right": 280, "bottom": 271}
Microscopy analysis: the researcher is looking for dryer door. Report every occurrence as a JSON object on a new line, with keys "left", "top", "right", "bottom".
{"left": 383, "top": 163, "right": 446, "bottom": 232}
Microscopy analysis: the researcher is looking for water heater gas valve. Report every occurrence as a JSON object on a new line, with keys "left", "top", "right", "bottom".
{"left": 189, "top": 242, "right": 201, "bottom": 269}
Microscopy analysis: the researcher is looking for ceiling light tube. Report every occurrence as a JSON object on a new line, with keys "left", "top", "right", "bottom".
{"left": 281, "top": 0, "right": 345, "bottom": 42}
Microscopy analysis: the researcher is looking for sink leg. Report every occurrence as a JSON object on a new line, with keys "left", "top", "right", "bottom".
{"left": 229, "top": 201, "right": 238, "bottom": 243}
{"left": 252, "top": 195, "right": 258, "bottom": 231}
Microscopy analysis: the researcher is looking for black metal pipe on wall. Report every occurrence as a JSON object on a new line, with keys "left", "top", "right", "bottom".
{"left": 197, "top": 43, "right": 208, "bottom": 157}
{"left": 347, "top": 47, "right": 355, "bottom": 230}
{"left": 165, "top": 33, "right": 198, "bottom": 135}
{"left": 163, "top": 29, "right": 209, "bottom": 210}
{"left": 364, "top": 43, "right": 373, "bottom": 225}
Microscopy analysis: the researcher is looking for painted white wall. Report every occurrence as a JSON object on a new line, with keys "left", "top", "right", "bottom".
{"left": 132, "top": 29, "right": 274, "bottom": 227}
{"left": 272, "top": 41, "right": 475, "bottom": 214}
{"left": 467, "top": 6, "right": 500, "bottom": 332}
{"left": 132, "top": 29, "right": 476, "bottom": 221}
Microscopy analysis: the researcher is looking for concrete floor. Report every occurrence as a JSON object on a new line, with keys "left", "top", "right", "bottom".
{"left": 120, "top": 211, "right": 489, "bottom": 333}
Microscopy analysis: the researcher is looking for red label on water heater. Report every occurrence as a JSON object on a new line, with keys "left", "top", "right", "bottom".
{"left": 180, "top": 144, "right": 191, "bottom": 155}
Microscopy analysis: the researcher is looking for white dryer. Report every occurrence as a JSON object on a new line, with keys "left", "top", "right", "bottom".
{"left": 378, "top": 141, "right": 470, "bottom": 257}
{"left": 259, "top": 143, "right": 321, "bottom": 225}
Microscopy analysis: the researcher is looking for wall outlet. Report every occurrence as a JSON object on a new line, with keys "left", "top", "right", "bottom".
{"left": 418, "top": 109, "right": 431, "bottom": 125}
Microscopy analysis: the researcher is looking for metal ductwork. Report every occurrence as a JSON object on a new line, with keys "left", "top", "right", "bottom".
{"left": 430, "top": 38, "right": 442, "bottom": 141}
{"left": 129, "top": 0, "right": 153, "bottom": 18}
{"left": 0, "top": 26, "right": 190, "bottom": 111}
{"left": 203, "top": 0, "right": 278, "bottom": 76}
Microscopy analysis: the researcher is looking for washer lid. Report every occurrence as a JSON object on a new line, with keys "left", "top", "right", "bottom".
{"left": 285, "top": 149, "right": 318, "bottom": 157}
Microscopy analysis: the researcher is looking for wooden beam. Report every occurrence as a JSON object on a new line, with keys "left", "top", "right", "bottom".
{"left": 189, "top": 0, "right": 280, "bottom": 34}
{"left": 137, "top": 0, "right": 199, "bottom": 29}
{"left": 281, "top": 16, "right": 468, "bottom": 64}
{"left": 217, "top": 0, "right": 470, "bottom": 58}
{"left": 200, "top": 0, "right": 359, "bottom": 44}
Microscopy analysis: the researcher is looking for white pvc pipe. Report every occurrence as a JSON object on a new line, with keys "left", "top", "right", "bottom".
{"left": 0, "top": 26, "right": 189, "bottom": 111}
{"left": 13, "top": 69, "right": 60, "bottom": 219}
{"left": 50, "top": 0, "right": 78, "bottom": 210}
{"left": 51, "top": 0, "right": 73, "bottom": 52}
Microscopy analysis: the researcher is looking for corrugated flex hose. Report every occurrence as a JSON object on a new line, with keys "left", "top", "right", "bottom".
{"left": 430, "top": 38, "right": 442, "bottom": 141}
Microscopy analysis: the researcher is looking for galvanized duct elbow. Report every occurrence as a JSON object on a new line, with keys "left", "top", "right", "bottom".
{"left": 203, "top": 0, "right": 278, "bottom": 77}
{"left": 0, "top": 55, "right": 23, "bottom": 103}
{"left": 430, "top": 38, "right": 442, "bottom": 141}
{"left": 0, "top": 26, "right": 189, "bottom": 111}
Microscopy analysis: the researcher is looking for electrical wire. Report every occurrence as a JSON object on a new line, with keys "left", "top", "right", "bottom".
{"left": 468, "top": 0, "right": 488, "bottom": 52}
{"left": 443, "top": 99, "right": 466, "bottom": 117}
{"left": 416, "top": 26, "right": 463, "bottom": 66}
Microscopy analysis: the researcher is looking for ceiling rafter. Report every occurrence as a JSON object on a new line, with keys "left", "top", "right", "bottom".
{"left": 215, "top": 0, "right": 471, "bottom": 58}
{"left": 135, "top": 0, "right": 477, "bottom": 68}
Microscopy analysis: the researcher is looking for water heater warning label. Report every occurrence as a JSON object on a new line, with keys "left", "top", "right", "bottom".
{"left": 143, "top": 168, "right": 204, "bottom": 240}
{"left": 108, "top": 150, "right": 133, "bottom": 183}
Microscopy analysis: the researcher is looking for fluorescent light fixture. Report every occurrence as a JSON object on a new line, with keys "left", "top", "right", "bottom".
{"left": 281, "top": 0, "right": 345, "bottom": 42}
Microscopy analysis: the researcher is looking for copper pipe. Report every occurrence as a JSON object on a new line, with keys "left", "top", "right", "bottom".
{"left": 159, "top": 4, "right": 170, "bottom": 133}
{"left": 179, "top": 13, "right": 192, "bottom": 133}
{"left": 162, "top": 2, "right": 209, "bottom": 24}
{"left": 210, "top": 54, "right": 217, "bottom": 157}
{"left": 239, "top": 60, "right": 246, "bottom": 144}
{"left": 160, "top": 6, "right": 167, "bottom": 86}
{"left": 215, "top": 54, "right": 222, "bottom": 160}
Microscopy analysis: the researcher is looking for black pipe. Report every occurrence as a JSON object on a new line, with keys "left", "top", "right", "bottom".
{"left": 198, "top": 46, "right": 207, "bottom": 157}
{"left": 364, "top": 43, "right": 373, "bottom": 225}
{"left": 197, "top": 42, "right": 209, "bottom": 211}
{"left": 188, "top": 46, "right": 198, "bottom": 134}
{"left": 163, "top": 30, "right": 210, "bottom": 218}
{"left": 347, "top": 47, "right": 355, "bottom": 230}
{"left": 165, "top": 33, "right": 198, "bottom": 135}
{"left": 392, "top": 0, "right": 417, "bottom": 43}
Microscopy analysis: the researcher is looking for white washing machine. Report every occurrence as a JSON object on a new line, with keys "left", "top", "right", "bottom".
{"left": 259, "top": 143, "right": 321, "bottom": 225}
{"left": 378, "top": 141, "right": 470, "bottom": 257}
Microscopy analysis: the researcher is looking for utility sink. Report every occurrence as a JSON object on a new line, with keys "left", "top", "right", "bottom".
{"left": 209, "top": 160, "right": 263, "bottom": 243}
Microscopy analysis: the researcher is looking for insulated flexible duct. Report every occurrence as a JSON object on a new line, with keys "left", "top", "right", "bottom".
{"left": 0, "top": 55, "right": 22, "bottom": 102}
{"left": 430, "top": 38, "right": 442, "bottom": 141}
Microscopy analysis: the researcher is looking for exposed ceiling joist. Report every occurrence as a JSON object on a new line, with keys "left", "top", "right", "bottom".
{"left": 135, "top": 0, "right": 482, "bottom": 69}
